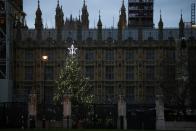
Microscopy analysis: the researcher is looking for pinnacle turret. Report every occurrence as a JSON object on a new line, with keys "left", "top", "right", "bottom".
{"left": 81, "top": 0, "right": 89, "bottom": 30}
{"left": 35, "top": 0, "right": 43, "bottom": 39}
{"left": 97, "top": 10, "right": 102, "bottom": 27}
{"left": 55, "top": 0, "right": 64, "bottom": 40}
{"left": 179, "top": 11, "right": 184, "bottom": 27}
{"left": 179, "top": 11, "right": 185, "bottom": 38}
{"left": 118, "top": 0, "right": 127, "bottom": 30}
{"left": 97, "top": 10, "right": 102, "bottom": 41}
{"left": 158, "top": 10, "right": 163, "bottom": 40}
{"left": 158, "top": 10, "right": 163, "bottom": 28}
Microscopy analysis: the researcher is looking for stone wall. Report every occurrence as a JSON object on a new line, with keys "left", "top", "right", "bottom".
{"left": 36, "top": 120, "right": 63, "bottom": 128}
{"left": 165, "top": 121, "right": 196, "bottom": 130}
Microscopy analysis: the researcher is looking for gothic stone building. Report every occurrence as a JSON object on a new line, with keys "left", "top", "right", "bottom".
{"left": 13, "top": 0, "right": 196, "bottom": 123}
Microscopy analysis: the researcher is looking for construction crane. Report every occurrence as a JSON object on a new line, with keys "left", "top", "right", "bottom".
{"left": 191, "top": 3, "right": 195, "bottom": 25}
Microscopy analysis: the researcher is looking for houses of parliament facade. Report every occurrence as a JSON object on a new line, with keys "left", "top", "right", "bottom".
{"left": 2, "top": 0, "right": 196, "bottom": 110}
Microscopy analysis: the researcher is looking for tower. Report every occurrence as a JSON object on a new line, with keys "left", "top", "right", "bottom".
{"left": 158, "top": 10, "right": 163, "bottom": 40}
{"left": 118, "top": 0, "right": 127, "bottom": 30}
{"left": 35, "top": 0, "right": 43, "bottom": 40}
{"left": 55, "top": 0, "right": 64, "bottom": 40}
{"left": 81, "top": 0, "right": 89, "bottom": 30}
{"left": 128, "top": 0, "right": 154, "bottom": 28}
{"left": 97, "top": 10, "right": 102, "bottom": 41}
{"left": 191, "top": 3, "right": 195, "bottom": 25}
{"left": 179, "top": 12, "right": 185, "bottom": 39}
{"left": 118, "top": 0, "right": 127, "bottom": 41}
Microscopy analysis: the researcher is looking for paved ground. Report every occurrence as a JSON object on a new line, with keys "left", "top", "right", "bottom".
{"left": 0, "top": 129, "right": 187, "bottom": 131}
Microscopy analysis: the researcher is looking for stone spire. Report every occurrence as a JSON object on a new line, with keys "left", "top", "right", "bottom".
{"left": 118, "top": 0, "right": 127, "bottom": 41}
{"left": 97, "top": 10, "right": 102, "bottom": 41}
{"left": 97, "top": 10, "right": 102, "bottom": 28}
{"left": 118, "top": 0, "right": 127, "bottom": 30}
{"left": 35, "top": 0, "right": 43, "bottom": 40}
{"left": 55, "top": 0, "right": 64, "bottom": 40}
{"left": 179, "top": 10, "right": 185, "bottom": 38}
{"left": 81, "top": 0, "right": 89, "bottom": 30}
{"left": 55, "top": 0, "right": 61, "bottom": 29}
{"left": 158, "top": 10, "right": 163, "bottom": 40}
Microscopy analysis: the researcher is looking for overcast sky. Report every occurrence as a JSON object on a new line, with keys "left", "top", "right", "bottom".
{"left": 24, "top": 0, "right": 196, "bottom": 28}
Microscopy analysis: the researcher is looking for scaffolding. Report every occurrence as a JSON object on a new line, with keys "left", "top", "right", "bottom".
{"left": 128, "top": 0, "right": 154, "bottom": 28}
{"left": 0, "top": 0, "right": 6, "bottom": 79}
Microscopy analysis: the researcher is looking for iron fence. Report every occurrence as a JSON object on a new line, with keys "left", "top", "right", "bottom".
{"left": 0, "top": 102, "right": 28, "bottom": 128}
{"left": 126, "top": 104, "right": 156, "bottom": 129}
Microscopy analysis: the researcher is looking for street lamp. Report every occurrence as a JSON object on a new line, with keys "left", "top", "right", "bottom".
{"left": 41, "top": 54, "right": 48, "bottom": 128}
{"left": 42, "top": 55, "right": 48, "bottom": 62}
{"left": 192, "top": 24, "right": 196, "bottom": 29}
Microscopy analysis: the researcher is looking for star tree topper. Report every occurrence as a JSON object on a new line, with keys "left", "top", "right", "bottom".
{"left": 68, "top": 44, "right": 77, "bottom": 55}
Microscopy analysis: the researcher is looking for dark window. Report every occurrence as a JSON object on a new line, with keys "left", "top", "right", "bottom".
{"left": 45, "top": 86, "right": 54, "bottom": 104}
{"left": 105, "top": 86, "right": 114, "bottom": 103}
{"left": 126, "top": 50, "right": 134, "bottom": 61}
{"left": 25, "top": 66, "right": 33, "bottom": 80}
{"left": 105, "top": 50, "right": 114, "bottom": 61}
{"left": 166, "top": 65, "right": 176, "bottom": 81}
{"left": 105, "top": 86, "right": 114, "bottom": 96}
{"left": 48, "top": 51, "right": 54, "bottom": 61}
{"left": 25, "top": 50, "right": 33, "bottom": 61}
{"left": 146, "top": 66, "right": 155, "bottom": 80}
{"left": 145, "top": 86, "right": 155, "bottom": 103}
{"left": 85, "top": 66, "right": 94, "bottom": 80}
{"left": 44, "top": 66, "right": 54, "bottom": 80}
{"left": 85, "top": 50, "right": 95, "bottom": 61}
{"left": 126, "top": 66, "right": 134, "bottom": 80}
{"left": 146, "top": 50, "right": 155, "bottom": 60}
{"left": 126, "top": 86, "right": 135, "bottom": 103}
{"left": 166, "top": 50, "right": 175, "bottom": 61}
{"left": 105, "top": 66, "right": 114, "bottom": 80}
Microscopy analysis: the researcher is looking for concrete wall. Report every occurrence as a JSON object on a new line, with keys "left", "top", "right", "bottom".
{"left": 165, "top": 121, "right": 196, "bottom": 131}
{"left": 0, "top": 79, "right": 12, "bottom": 102}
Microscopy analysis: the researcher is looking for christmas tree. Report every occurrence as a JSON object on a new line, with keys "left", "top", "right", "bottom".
{"left": 54, "top": 45, "right": 94, "bottom": 105}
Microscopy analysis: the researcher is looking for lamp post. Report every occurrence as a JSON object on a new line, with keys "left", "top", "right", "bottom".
{"left": 41, "top": 55, "right": 48, "bottom": 128}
